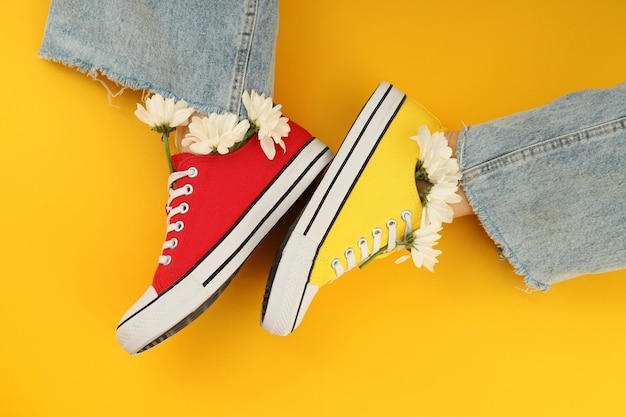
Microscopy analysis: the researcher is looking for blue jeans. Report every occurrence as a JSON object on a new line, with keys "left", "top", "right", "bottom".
{"left": 38, "top": 0, "right": 278, "bottom": 117}
{"left": 458, "top": 83, "right": 626, "bottom": 290}
{"left": 39, "top": 2, "right": 626, "bottom": 289}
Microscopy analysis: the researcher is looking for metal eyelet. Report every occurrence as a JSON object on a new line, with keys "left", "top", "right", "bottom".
{"left": 188, "top": 167, "right": 198, "bottom": 178}
{"left": 179, "top": 202, "right": 190, "bottom": 214}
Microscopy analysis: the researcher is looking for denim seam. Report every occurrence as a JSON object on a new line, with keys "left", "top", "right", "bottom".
{"left": 457, "top": 117, "right": 626, "bottom": 290}
{"left": 462, "top": 116, "right": 626, "bottom": 183}
{"left": 229, "top": 0, "right": 258, "bottom": 115}
{"left": 457, "top": 116, "right": 626, "bottom": 291}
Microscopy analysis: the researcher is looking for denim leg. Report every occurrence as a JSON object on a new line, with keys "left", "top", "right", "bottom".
{"left": 457, "top": 82, "right": 626, "bottom": 289}
{"left": 38, "top": 0, "right": 279, "bottom": 116}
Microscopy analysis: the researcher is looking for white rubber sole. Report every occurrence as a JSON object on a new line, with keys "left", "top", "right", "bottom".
{"left": 261, "top": 82, "right": 406, "bottom": 336}
{"left": 116, "top": 138, "right": 333, "bottom": 354}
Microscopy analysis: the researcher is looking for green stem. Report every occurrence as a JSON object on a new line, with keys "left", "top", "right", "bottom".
{"left": 358, "top": 234, "right": 414, "bottom": 270}
{"left": 232, "top": 125, "right": 259, "bottom": 152}
{"left": 162, "top": 130, "right": 174, "bottom": 174}
{"left": 359, "top": 246, "right": 389, "bottom": 269}
{"left": 415, "top": 162, "right": 430, "bottom": 182}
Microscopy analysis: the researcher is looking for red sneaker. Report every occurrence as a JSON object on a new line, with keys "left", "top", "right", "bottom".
{"left": 116, "top": 121, "right": 332, "bottom": 354}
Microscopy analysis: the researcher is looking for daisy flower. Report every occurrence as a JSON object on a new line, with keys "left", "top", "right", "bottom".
{"left": 395, "top": 224, "right": 443, "bottom": 273}
{"left": 182, "top": 113, "right": 250, "bottom": 155}
{"left": 134, "top": 93, "right": 195, "bottom": 173}
{"left": 134, "top": 93, "right": 195, "bottom": 134}
{"left": 411, "top": 125, "right": 462, "bottom": 226}
{"left": 242, "top": 90, "right": 290, "bottom": 160}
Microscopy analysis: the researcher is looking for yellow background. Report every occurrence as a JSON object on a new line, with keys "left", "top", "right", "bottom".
{"left": 2, "top": 1, "right": 625, "bottom": 416}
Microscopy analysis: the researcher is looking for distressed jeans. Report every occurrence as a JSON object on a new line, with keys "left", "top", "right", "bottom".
{"left": 38, "top": 0, "right": 278, "bottom": 117}
{"left": 458, "top": 83, "right": 626, "bottom": 290}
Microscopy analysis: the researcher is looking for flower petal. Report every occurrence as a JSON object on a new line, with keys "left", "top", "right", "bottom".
{"left": 169, "top": 101, "right": 195, "bottom": 127}
{"left": 134, "top": 103, "right": 153, "bottom": 126}
{"left": 182, "top": 112, "right": 251, "bottom": 156}
{"left": 136, "top": 93, "right": 195, "bottom": 131}
{"left": 259, "top": 135, "right": 276, "bottom": 160}
{"left": 395, "top": 254, "right": 411, "bottom": 264}
{"left": 145, "top": 94, "right": 165, "bottom": 123}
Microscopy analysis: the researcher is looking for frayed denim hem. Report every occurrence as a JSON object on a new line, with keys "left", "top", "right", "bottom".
{"left": 37, "top": 50, "right": 234, "bottom": 116}
{"left": 38, "top": 0, "right": 279, "bottom": 118}
{"left": 456, "top": 83, "right": 626, "bottom": 290}
{"left": 458, "top": 172, "right": 552, "bottom": 292}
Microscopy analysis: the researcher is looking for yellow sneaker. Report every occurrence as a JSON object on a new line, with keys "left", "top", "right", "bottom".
{"left": 261, "top": 82, "right": 461, "bottom": 335}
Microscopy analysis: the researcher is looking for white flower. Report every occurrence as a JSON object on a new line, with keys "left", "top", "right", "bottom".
{"left": 242, "top": 90, "right": 290, "bottom": 160}
{"left": 412, "top": 125, "right": 461, "bottom": 185}
{"left": 411, "top": 125, "right": 463, "bottom": 227}
{"left": 422, "top": 181, "right": 462, "bottom": 226}
{"left": 395, "top": 224, "right": 443, "bottom": 273}
{"left": 391, "top": 125, "right": 464, "bottom": 272}
{"left": 422, "top": 199, "right": 454, "bottom": 227}
{"left": 242, "top": 90, "right": 271, "bottom": 122}
{"left": 134, "top": 93, "right": 195, "bottom": 132}
{"left": 181, "top": 113, "right": 250, "bottom": 155}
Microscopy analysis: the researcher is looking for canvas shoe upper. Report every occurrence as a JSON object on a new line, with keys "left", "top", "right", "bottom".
{"left": 117, "top": 121, "right": 333, "bottom": 354}
{"left": 261, "top": 82, "right": 446, "bottom": 336}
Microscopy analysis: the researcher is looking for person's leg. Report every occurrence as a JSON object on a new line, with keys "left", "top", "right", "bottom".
{"left": 456, "top": 82, "right": 626, "bottom": 290}
{"left": 39, "top": 0, "right": 278, "bottom": 116}
{"left": 39, "top": 0, "right": 335, "bottom": 353}
{"left": 261, "top": 81, "right": 626, "bottom": 335}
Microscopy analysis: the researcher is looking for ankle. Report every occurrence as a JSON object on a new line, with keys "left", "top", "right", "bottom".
{"left": 444, "top": 130, "right": 459, "bottom": 157}
{"left": 443, "top": 130, "right": 474, "bottom": 218}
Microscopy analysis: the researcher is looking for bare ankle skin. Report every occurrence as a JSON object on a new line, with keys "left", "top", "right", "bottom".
{"left": 444, "top": 130, "right": 474, "bottom": 218}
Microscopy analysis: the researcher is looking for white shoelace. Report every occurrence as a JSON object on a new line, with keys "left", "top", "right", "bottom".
{"left": 157, "top": 167, "right": 198, "bottom": 266}
{"left": 331, "top": 210, "right": 414, "bottom": 279}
